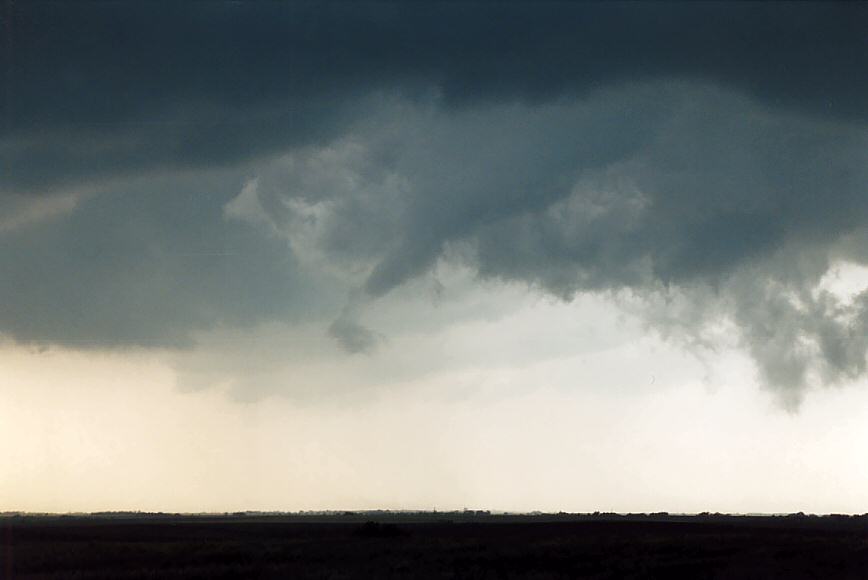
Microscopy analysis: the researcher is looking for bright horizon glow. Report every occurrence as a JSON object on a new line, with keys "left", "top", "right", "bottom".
{"left": 3, "top": 282, "right": 867, "bottom": 515}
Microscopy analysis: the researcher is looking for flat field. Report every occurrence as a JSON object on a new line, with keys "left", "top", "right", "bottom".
{"left": 3, "top": 514, "right": 867, "bottom": 579}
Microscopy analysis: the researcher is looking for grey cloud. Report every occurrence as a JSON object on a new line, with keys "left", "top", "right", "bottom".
{"left": 0, "top": 191, "right": 81, "bottom": 233}
{"left": 243, "top": 83, "right": 868, "bottom": 403}
{"left": 5, "top": 2, "right": 868, "bottom": 405}
{"left": 720, "top": 273, "right": 868, "bottom": 410}
{"left": 328, "top": 316, "right": 382, "bottom": 355}
{"left": 0, "top": 170, "right": 343, "bottom": 347}
{"left": 251, "top": 85, "right": 867, "bottom": 295}
{"left": 5, "top": 2, "right": 868, "bottom": 195}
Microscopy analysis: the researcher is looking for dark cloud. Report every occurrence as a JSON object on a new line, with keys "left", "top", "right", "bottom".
{"left": 328, "top": 316, "right": 382, "bottom": 355}
{"left": 4, "top": 2, "right": 867, "bottom": 193}
{"left": 0, "top": 171, "right": 341, "bottom": 347}
{"left": 4, "top": 2, "right": 868, "bottom": 402}
{"left": 243, "top": 84, "right": 868, "bottom": 402}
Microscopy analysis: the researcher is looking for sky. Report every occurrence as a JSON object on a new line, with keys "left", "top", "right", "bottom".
{"left": 2, "top": 1, "right": 868, "bottom": 514}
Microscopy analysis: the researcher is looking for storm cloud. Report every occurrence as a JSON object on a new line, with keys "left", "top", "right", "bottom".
{"left": 5, "top": 2, "right": 868, "bottom": 193}
{"left": 3, "top": 1, "right": 868, "bottom": 403}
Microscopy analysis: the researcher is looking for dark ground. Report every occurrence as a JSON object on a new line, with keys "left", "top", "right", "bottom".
{"left": 2, "top": 513, "right": 868, "bottom": 579}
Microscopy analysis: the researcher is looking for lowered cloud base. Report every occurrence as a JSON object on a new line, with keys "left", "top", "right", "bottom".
{"left": 3, "top": 3, "right": 868, "bottom": 410}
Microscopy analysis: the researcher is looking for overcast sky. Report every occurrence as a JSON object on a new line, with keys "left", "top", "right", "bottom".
{"left": 2, "top": 1, "right": 868, "bottom": 513}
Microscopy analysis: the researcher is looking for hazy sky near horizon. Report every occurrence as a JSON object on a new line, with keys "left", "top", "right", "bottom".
{"left": 3, "top": 1, "right": 868, "bottom": 513}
